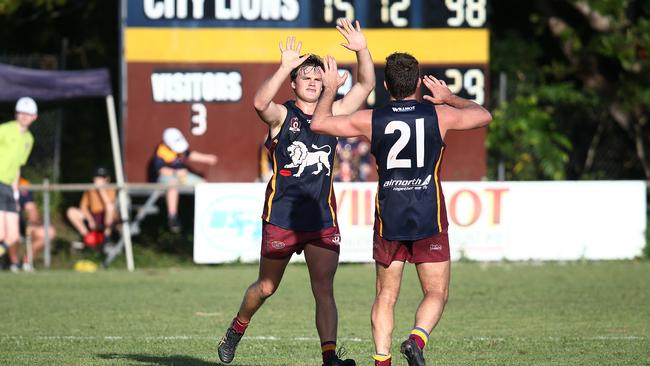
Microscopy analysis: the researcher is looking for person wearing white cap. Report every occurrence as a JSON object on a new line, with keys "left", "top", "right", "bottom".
{"left": 0, "top": 97, "right": 38, "bottom": 265}
{"left": 152, "top": 127, "right": 218, "bottom": 232}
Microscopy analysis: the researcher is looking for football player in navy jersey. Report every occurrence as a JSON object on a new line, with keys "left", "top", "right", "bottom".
{"left": 311, "top": 53, "right": 491, "bottom": 366}
{"left": 217, "top": 19, "right": 374, "bottom": 366}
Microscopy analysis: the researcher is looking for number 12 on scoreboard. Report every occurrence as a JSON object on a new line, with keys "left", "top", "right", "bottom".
{"left": 321, "top": 0, "right": 488, "bottom": 28}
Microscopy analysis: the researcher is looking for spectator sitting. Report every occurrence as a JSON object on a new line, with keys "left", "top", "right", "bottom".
{"left": 6, "top": 178, "right": 57, "bottom": 272}
{"left": 66, "top": 166, "right": 116, "bottom": 249}
{"left": 153, "top": 127, "right": 218, "bottom": 233}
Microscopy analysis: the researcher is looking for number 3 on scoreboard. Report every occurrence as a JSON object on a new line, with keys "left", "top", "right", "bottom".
{"left": 445, "top": 0, "right": 486, "bottom": 27}
{"left": 191, "top": 103, "right": 207, "bottom": 136}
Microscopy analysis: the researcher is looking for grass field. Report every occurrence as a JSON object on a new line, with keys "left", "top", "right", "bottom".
{"left": 1, "top": 261, "right": 649, "bottom": 365}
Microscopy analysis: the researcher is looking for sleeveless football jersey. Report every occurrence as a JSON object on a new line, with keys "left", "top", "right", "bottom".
{"left": 371, "top": 100, "right": 448, "bottom": 240}
{"left": 262, "top": 101, "right": 338, "bottom": 231}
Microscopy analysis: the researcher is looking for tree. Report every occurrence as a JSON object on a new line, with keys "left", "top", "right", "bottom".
{"left": 489, "top": 0, "right": 650, "bottom": 180}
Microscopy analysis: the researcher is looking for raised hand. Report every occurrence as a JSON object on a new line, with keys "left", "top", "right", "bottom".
{"left": 320, "top": 55, "right": 348, "bottom": 92}
{"left": 337, "top": 19, "right": 367, "bottom": 52}
{"left": 279, "top": 36, "right": 310, "bottom": 69}
{"left": 422, "top": 75, "right": 452, "bottom": 104}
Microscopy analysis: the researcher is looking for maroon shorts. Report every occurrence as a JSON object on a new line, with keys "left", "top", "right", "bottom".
{"left": 373, "top": 230, "right": 450, "bottom": 267}
{"left": 261, "top": 221, "right": 341, "bottom": 259}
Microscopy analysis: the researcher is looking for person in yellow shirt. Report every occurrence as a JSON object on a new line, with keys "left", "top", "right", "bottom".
{"left": 66, "top": 166, "right": 117, "bottom": 249}
{"left": 0, "top": 97, "right": 37, "bottom": 260}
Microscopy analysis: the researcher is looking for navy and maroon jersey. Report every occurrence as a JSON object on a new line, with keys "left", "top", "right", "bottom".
{"left": 152, "top": 143, "right": 190, "bottom": 172}
{"left": 262, "top": 101, "right": 338, "bottom": 231}
{"left": 371, "top": 100, "right": 448, "bottom": 241}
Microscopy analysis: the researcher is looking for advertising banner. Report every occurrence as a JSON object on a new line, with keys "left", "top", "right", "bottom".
{"left": 194, "top": 181, "right": 647, "bottom": 263}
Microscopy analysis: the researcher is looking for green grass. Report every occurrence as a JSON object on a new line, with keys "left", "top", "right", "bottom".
{"left": 1, "top": 261, "right": 649, "bottom": 365}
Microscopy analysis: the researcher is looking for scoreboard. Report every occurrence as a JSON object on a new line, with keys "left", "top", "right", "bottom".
{"left": 121, "top": 0, "right": 489, "bottom": 182}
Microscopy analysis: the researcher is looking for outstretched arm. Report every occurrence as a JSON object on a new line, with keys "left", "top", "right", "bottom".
{"left": 312, "top": 56, "right": 372, "bottom": 140}
{"left": 253, "top": 37, "right": 310, "bottom": 134}
{"left": 188, "top": 151, "right": 218, "bottom": 165}
{"left": 332, "top": 20, "right": 375, "bottom": 115}
{"left": 422, "top": 75, "right": 492, "bottom": 138}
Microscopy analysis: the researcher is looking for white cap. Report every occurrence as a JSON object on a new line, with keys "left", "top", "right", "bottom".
{"left": 163, "top": 127, "right": 189, "bottom": 153}
{"left": 15, "top": 97, "right": 38, "bottom": 115}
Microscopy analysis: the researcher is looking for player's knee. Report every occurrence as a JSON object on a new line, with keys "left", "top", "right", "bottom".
{"left": 256, "top": 280, "right": 278, "bottom": 299}
{"left": 376, "top": 290, "right": 399, "bottom": 307}
{"left": 66, "top": 207, "right": 78, "bottom": 219}
{"left": 311, "top": 277, "right": 334, "bottom": 295}
{"left": 424, "top": 287, "right": 448, "bottom": 304}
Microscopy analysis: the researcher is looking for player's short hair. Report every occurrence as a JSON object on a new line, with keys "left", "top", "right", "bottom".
{"left": 290, "top": 54, "right": 324, "bottom": 81}
{"left": 384, "top": 52, "right": 420, "bottom": 100}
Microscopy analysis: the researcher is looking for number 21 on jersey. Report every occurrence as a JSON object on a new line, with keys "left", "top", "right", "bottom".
{"left": 385, "top": 118, "right": 424, "bottom": 169}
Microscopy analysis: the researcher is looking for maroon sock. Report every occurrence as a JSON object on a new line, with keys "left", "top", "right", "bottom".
{"left": 408, "top": 333, "right": 426, "bottom": 350}
{"left": 230, "top": 314, "right": 249, "bottom": 334}
{"left": 373, "top": 353, "right": 391, "bottom": 365}
{"left": 321, "top": 341, "right": 337, "bottom": 365}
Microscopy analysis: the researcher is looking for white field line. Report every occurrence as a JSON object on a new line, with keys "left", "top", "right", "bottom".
{"left": 0, "top": 335, "right": 647, "bottom": 342}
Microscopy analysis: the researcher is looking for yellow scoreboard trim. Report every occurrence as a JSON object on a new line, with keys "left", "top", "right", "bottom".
{"left": 125, "top": 28, "right": 488, "bottom": 64}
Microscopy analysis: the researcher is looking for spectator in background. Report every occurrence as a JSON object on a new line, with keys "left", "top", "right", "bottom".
{"left": 66, "top": 166, "right": 117, "bottom": 249}
{"left": 258, "top": 138, "right": 274, "bottom": 182}
{"left": 6, "top": 178, "right": 57, "bottom": 272}
{"left": 153, "top": 127, "right": 218, "bottom": 232}
{"left": 335, "top": 160, "right": 355, "bottom": 182}
{"left": 335, "top": 137, "right": 372, "bottom": 182}
{"left": 0, "top": 97, "right": 37, "bottom": 261}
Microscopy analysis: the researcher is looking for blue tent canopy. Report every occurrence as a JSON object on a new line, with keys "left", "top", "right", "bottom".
{"left": 0, "top": 62, "right": 111, "bottom": 101}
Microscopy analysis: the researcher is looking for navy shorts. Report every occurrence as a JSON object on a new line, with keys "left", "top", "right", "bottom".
{"left": 0, "top": 183, "right": 18, "bottom": 213}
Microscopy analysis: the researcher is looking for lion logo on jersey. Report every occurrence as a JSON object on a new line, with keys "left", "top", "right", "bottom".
{"left": 284, "top": 141, "right": 332, "bottom": 177}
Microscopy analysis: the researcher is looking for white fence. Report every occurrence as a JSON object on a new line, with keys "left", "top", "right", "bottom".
{"left": 194, "top": 181, "right": 648, "bottom": 263}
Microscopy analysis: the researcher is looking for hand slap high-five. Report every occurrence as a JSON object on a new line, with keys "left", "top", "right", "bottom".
{"left": 331, "top": 19, "right": 374, "bottom": 114}
{"left": 336, "top": 19, "right": 367, "bottom": 52}
{"left": 279, "top": 36, "right": 311, "bottom": 71}
{"left": 320, "top": 56, "right": 348, "bottom": 93}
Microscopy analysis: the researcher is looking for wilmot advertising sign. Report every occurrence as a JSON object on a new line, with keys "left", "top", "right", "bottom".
{"left": 194, "top": 181, "right": 647, "bottom": 263}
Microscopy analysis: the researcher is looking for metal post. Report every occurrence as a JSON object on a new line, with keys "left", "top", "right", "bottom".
{"left": 497, "top": 72, "right": 507, "bottom": 181}
{"left": 43, "top": 178, "right": 51, "bottom": 268}
{"left": 53, "top": 38, "right": 68, "bottom": 183}
{"left": 106, "top": 95, "right": 135, "bottom": 271}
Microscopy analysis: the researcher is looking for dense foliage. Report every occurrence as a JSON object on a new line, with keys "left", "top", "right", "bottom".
{"left": 489, "top": 0, "right": 650, "bottom": 180}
